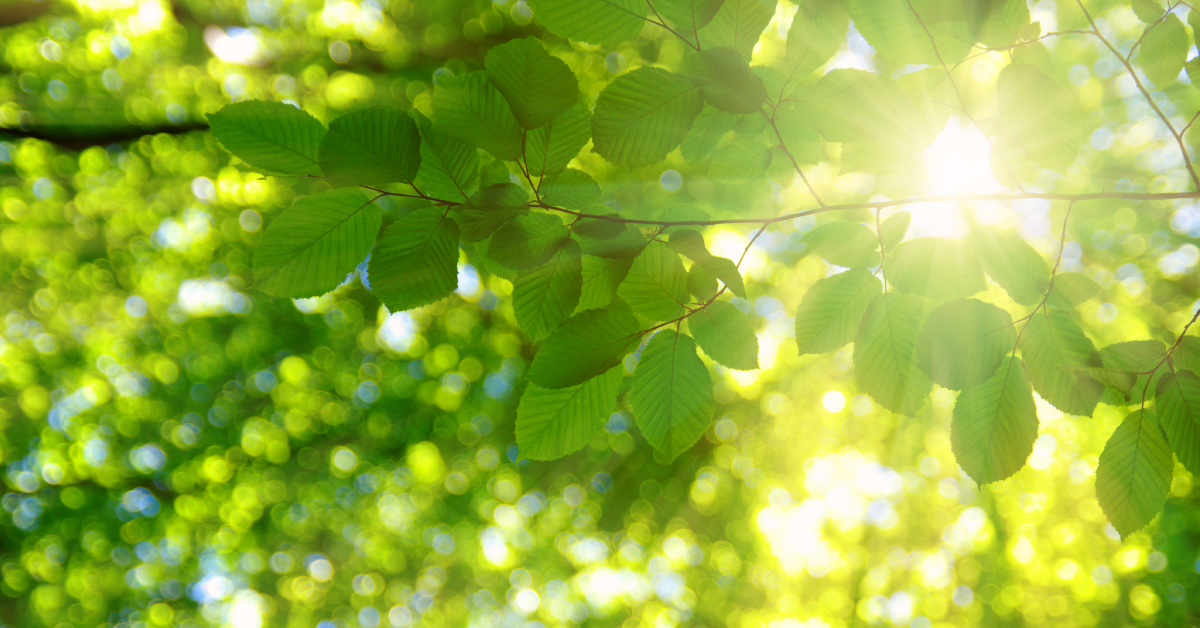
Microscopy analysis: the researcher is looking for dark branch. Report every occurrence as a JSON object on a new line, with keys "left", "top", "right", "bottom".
{"left": 0, "top": 123, "right": 210, "bottom": 150}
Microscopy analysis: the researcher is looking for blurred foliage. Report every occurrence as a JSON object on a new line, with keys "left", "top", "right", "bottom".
{"left": 3, "top": 1, "right": 1200, "bottom": 628}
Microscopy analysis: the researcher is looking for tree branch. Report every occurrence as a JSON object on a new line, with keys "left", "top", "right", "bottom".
{"left": 530, "top": 190, "right": 1200, "bottom": 228}
{"left": 0, "top": 123, "right": 210, "bottom": 150}
{"left": 1075, "top": 0, "right": 1200, "bottom": 191}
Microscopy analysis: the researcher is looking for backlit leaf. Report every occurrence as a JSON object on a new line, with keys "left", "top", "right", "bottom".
{"left": 529, "top": 0, "right": 646, "bottom": 46}
{"left": 592, "top": 67, "right": 703, "bottom": 168}
{"left": 485, "top": 37, "right": 579, "bottom": 130}
{"left": 208, "top": 100, "right": 325, "bottom": 175}
{"left": 253, "top": 188, "right": 380, "bottom": 298}
{"left": 794, "top": 268, "right": 882, "bottom": 355}
{"left": 1096, "top": 409, "right": 1173, "bottom": 539}
{"left": 631, "top": 330, "right": 715, "bottom": 460}
{"left": 618, "top": 242, "right": 689, "bottom": 322}
{"left": 803, "top": 220, "right": 880, "bottom": 268}
{"left": 1139, "top": 14, "right": 1189, "bottom": 88}
{"left": 854, "top": 292, "right": 933, "bottom": 416}
{"left": 915, "top": 299, "right": 1015, "bottom": 391}
{"left": 413, "top": 110, "right": 479, "bottom": 201}
{"left": 689, "top": 300, "right": 759, "bottom": 370}
{"left": 320, "top": 107, "right": 420, "bottom": 188}
{"left": 527, "top": 307, "right": 642, "bottom": 389}
{"left": 516, "top": 367, "right": 623, "bottom": 460}
{"left": 698, "top": 0, "right": 774, "bottom": 57}
{"left": 888, "top": 238, "right": 986, "bottom": 300}
{"left": 513, "top": 240, "right": 583, "bottom": 339}
{"left": 1019, "top": 310, "right": 1104, "bottom": 416}
{"left": 952, "top": 356, "right": 1039, "bottom": 484}
{"left": 453, "top": 183, "right": 528, "bottom": 242}
{"left": 433, "top": 72, "right": 524, "bottom": 162}
{"left": 525, "top": 102, "right": 592, "bottom": 178}
{"left": 488, "top": 213, "right": 569, "bottom": 270}
{"left": 970, "top": 225, "right": 1049, "bottom": 306}
{"left": 368, "top": 208, "right": 460, "bottom": 312}
{"left": 577, "top": 256, "right": 633, "bottom": 311}
{"left": 1156, "top": 370, "right": 1200, "bottom": 475}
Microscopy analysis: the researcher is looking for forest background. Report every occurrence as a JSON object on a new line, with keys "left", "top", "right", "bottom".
{"left": 3, "top": 0, "right": 1200, "bottom": 627}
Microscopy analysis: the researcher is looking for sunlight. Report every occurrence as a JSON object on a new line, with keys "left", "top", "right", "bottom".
{"left": 904, "top": 118, "right": 1003, "bottom": 239}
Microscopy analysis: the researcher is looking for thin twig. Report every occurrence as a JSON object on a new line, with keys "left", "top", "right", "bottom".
{"left": 904, "top": 0, "right": 1027, "bottom": 192}
{"left": 1075, "top": 0, "right": 1200, "bottom": 190}
{"left": 525, "top": 190, "right": 1200, "bottom": 228}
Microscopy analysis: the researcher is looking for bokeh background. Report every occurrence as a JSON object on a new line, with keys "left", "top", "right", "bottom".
{"left": 3, "top": 0, "right": 1200, "bottom": 626}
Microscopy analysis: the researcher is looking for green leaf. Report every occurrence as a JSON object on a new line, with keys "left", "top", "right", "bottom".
{"left": 413, "top": 110, "right": 479, "bottom": 202}
{"left": 516, "top": 367, "right": 623, "bottom": 460}
{"left": 794, "top": 268, "right": 882, "bottom": 355}
{"left": 485, "top": 37, "right": 579, "bottom": 130}
{"left": 993, "top": 64, "right": 1082, "bottom": 179}
{"left": 320, "top": 107, "right": 420, "bottom": 188}
{"left": 618, "top": 242, "right": 690, "bottom": 322}
{"left": 698, "top": 0, "right": 774, "bottom": 58}
{"left": 578, "top": 256, "right": 633, "bottom": 311}
{"left": 578, "top": 222, "right": 649, "bottom": 259}
{"left": 513, "top": 240, "right": 583, "bottom": 340}
{"left": 793, "top": 69, "right": 936, "bottom": 151}
{"left": 784, "top": 0, "right": 849, "bottom": 80}
{"left": 1173, "top": 336, "right": 1200, "bottom": 373}
{"left": 631, "top": 330, "right": 715, "bottom": 460}
{"left": 487, "top": 213, "right": 568, "bottom": 270}
{"left": 970, "top": 225, "right": 1049, "bottom": 306}
{"left": 1046, "top": 272, "right": 1102, "bottom": 309}
{"left": 888, "top": 238, "right": 986, "bottom": 300}
{"left": 658, "top": 204, "right": 712, "bottom": 228}
{"left": 528, "top": 0, "right": 646, "bottom": 46}
{"left": 803, "top": 221, "right": 881, "bottom": 269}
{"left": 574, "top": 206, "right": 624, "bottom": 241}
{"left": 685, "top": 47, "right": 768, "bottom": 115}
{"left": 878, "top": 211, "right": 910, "bottom": 252}
{"left": 699, "top": 256, "right": 746, "bottom": 299}
{"left": 665, "top": 230, "right": 746, "bottom": 298}
{"left": 479, "top": 157, "right": 513, "bottom": 188}
{"left": 772, "top": 106, "right": 823, "bottom": 166}
{"left": 253, "top": 188, "right": 381, "bottom": 298}
{"left": 207, "top": 100, "right": 325, "bottom": 176}
{"left": 969, "top": 0, "right": 1030, "bottom": 48}
{"left": 1190, "top": 6, "right": 1200, "bottom": 38}
{"left": 433, "top": 72, "right": 524, "bottom": 162}
{"left": 1140, "top": 13, "right": 1190, "bottom": 89}
{"left": 680, "top": 106, "right": 737, "bottom": 164}
{"left": 1133, "top": 0, "right": 1166, "bottom": 22}
{"left": 1074, "top": 366, "right": 1138, "bottom": 400}
{"left": 541, "top": 168, "right": 601, "bottom": 209}
{"left": 915, "top": 299, "right": 1015, "bottom": 391}
{"left": 655, "top": 0, "right": 724, "bottom": 40}
{"left": 526, "top": 102, "right": 592, "bottom": 179}
{"left": 1096, "top": 409, "right": 1173, "bottom": 539}
{"left": 689, "top": 300, "right": 759, "bottom": 370}
{"left": 453, "top": 183, "right": 528, "bottom": 242}
{"left": 592, "top": 67, "right": 703, "bottom": 168}
{"left": 687, "top": 264, "right": 718, "bottom": 300}
{"left": 1098, "top": 340, "right": 1167, "bottom": 402}
{"left": 368, "top": 208, "right": 460, "bottom": 312}
{"left": 709, "top": 139, "right": 771, "bottom": 182}
{"left": 527, "top": 307, "right": 642, "bottom": 389}
{"left": 1019, "top": 310, "right": 1104, "bottom": 416}
{"left": 842, "top": 0, "right": 974, "bottom": 66}
{"left": 854, "top": 292, "right": 933, "bottom": 416}
{"left": 1156, "top": 370, "right": 1200, "bottom": 475}
{"left": 952, "top": 356, "right": 1039, "bottom": 484}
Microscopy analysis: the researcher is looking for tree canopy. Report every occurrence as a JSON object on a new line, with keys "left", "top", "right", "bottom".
{"left": 4, "top": 0, "right": 1200, "bottom": 627}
